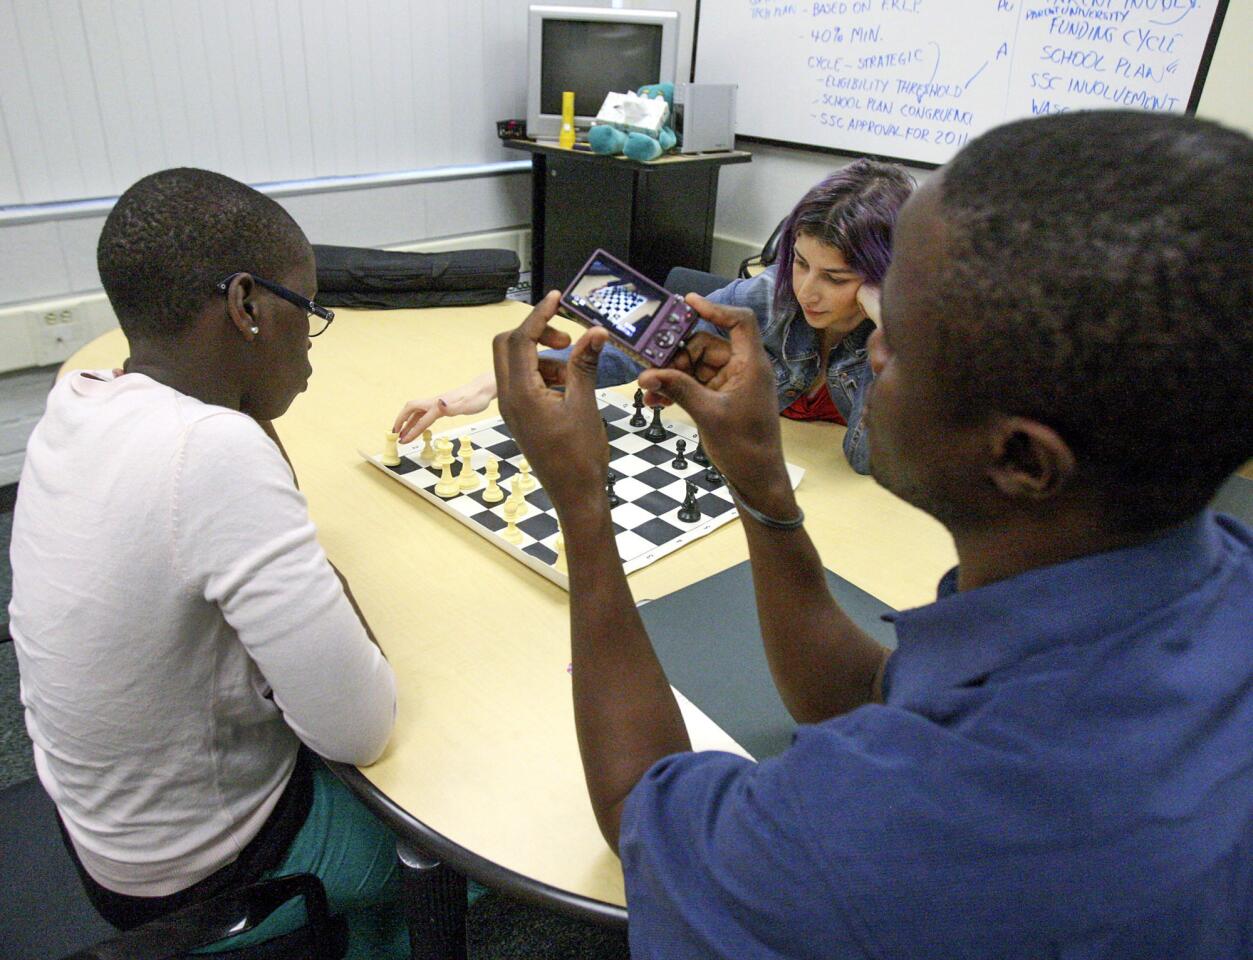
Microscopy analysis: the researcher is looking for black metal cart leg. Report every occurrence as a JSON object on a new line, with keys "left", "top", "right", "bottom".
{"left": 397, "top": 838, "right": 468, "bottom": 960}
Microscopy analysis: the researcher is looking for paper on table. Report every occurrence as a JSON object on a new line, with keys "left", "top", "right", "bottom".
{"left": 672, "top": 686, "right": 755, "bottom": 761}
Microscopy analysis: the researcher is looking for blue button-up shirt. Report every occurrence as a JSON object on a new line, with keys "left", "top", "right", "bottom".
{"left": 620, "top": 510, "right": 1253, "bottom": 958}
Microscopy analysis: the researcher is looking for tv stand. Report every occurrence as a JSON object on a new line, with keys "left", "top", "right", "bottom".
{"left": 503, "top": 140, "right": 751, "bottom": 301}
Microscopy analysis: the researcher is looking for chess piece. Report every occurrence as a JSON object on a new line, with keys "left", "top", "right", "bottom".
{"left": 457, "top": 437, "right": 480, "bottom": 491}
{"left": 643, "top": 405, "right": 668, "bottom": 442}
{"left": 508, "top": 479, "right": 528, "bottom": 519}
{"left": 606, "top": 468, "right": 619, "bottom": 484}
{"left": 433, "top": 439, "right": 459, "bottom": 497}
{"left": 502, "top": 499, "right": 523, "bottom": 544}
{"left": 381, "top": 431, "right": 401, "bottom": 467}
{"left": 629, "top": 388, "right": 647, "bottom": 427}
{"left": 482, "top": 457, "right": 504, "bottom": 503}
{"left": 691, "top": 437, "right": 710, "bottom": 466}
{"left": 553, "top": 530, "right": 568, "bottom": 574}
{"left": 677, "top": 481, "right": 701, "bottom": 523}
{"left": 702, "top": 461, "right": 724, "bottom": 488}
{"left": 671, "top": 439, "right": 688, "bottom": 470}
{"left": 517, "top": 458, "right": 536, "bottom": 492}
{"left": 419, "top": 429, "right": 436, "bottom": 463}
{"left": 606, "top": 473, "right": 622, "bottom": 508}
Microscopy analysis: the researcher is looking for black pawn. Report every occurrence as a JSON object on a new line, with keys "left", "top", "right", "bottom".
{"left": 691, "top": 437, "right": 710, "bottom": 466}
{"left": 606, "top": 468, "right": 619, "bottom": 484}
{"left": 629, "top": 388, "right": 647, "bottom": 427}
{"left": 606, "top": 474, "right": 622, "bottom": 507}
{"left": 671, "top": 439, "right": 689, "bottom": 470}
{"left": 703, "top": 461, "right": 724, "bottom": 488}
{"left": 677, "top": 481, "right": 701, "bottom": 523}
{"left": 643, "top": 405, "right": 668, "bottom": 442}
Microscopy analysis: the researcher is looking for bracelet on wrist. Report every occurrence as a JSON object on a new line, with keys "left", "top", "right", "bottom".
{"left": 726, "top": 481, "right": 805, "bottom": 530}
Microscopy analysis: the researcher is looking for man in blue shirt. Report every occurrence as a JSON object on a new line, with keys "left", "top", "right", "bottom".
{"left": 492, "top": 110, "right": 1253, "bottom": 958}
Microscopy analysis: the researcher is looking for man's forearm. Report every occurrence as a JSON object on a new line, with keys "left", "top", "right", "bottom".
{"left": 736, "top": 478, "right": 889, "bottom": 723}
{"left": 563, "top": 503, "right": 691, "bottom": 852}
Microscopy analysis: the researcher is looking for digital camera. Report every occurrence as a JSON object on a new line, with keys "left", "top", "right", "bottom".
{"left": 558, "top": 249, "right": 699, "bottom": 368}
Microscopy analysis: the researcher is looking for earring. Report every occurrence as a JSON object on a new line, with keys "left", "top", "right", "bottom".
{"left": 249, "top": 326, "right": 260, "bottom": 335}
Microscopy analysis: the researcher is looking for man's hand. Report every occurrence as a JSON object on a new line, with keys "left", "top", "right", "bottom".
{"left": 493, "top": 292, "right": 611, "bottom": 520}
{"left": 638, "top": 294, "right": 795, "bottom": 518}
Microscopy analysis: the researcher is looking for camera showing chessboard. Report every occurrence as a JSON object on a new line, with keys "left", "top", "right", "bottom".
{"left": 361, "top": 389, "right": 804, "bottom": 589}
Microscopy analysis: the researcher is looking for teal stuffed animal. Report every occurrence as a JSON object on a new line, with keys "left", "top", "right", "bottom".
{"left": 588, "top": 83, "right": 677, "bottom": 162}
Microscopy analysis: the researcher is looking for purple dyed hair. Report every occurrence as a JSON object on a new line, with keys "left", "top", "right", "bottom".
{"left": 772, "top": 159, "right": 915, "bottom": 321}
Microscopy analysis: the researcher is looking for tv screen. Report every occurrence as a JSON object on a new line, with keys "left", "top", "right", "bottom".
{"left": 540, "top": 20, "right": 664, "bottom": 119}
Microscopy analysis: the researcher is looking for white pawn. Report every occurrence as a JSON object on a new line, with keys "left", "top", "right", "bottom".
{"left": 506, "top": 478, "right": 531, "bottom": 521}
{"left": 502, "top": 499, "right": 523, "bottom": 544}
{"left": 381, "top": 431, "right": 401, "bottom": 467}
{"left": 553, "top": 531, "right": 567, "bottom": 575}
{"left": 419, "top": 429, "right": 436, "bottom": 463}
{"left": 433, "top": 439, "right": 459, "bottom": 498}
{"left": 482, "top": 457, "right": 504, "bottom": 503}
{"left": 507, "top": 478, "right": 528, "bottom": 519}
{"left": 457, "top": 437, "right": 480, "bottom": 492}
{"left": 517, "top": 458, "right": 536, "bottom": 492}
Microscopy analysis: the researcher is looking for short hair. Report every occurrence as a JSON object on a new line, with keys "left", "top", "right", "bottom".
{"left": 933, "top": 110, "right": 1253, "bottom": 531}
{"left": 97, "top": 168, "right": 307, "bottom": 341}
{"left": 773, "top": 159, "right": 915, "bottom": 320}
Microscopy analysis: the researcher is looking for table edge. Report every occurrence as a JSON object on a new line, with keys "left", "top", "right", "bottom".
{"left": 325, "top": 761, "right": 630, "bottom": 929}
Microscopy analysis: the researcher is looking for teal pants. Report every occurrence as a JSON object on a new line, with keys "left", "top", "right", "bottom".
{"left": 202, "top": 762, "right": 408, "bottom": 959}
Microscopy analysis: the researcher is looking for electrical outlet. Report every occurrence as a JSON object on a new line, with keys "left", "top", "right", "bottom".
{"left": 30, "top": 302, "right": 93, "bottom": 366}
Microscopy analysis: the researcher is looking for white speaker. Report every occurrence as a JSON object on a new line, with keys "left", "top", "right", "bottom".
{"left": 673, "top": 83, "right": 737, "bottom": 154}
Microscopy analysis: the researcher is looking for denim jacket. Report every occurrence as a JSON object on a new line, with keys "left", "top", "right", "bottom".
{"left": 546, "top": 266, "right": 874, "bottom": 474}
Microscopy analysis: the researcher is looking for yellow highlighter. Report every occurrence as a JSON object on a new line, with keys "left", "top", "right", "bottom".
{"left": 559, "top": 91, "right": 576, "bottom": 149}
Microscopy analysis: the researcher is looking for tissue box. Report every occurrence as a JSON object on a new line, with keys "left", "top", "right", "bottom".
{"left": 594, "top": 91, "right": 670, "bottom": 136}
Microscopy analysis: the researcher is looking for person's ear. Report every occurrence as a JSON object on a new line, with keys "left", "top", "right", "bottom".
{"left": 223, "top": 273, "right": 260, "bottom": 340}
{"left": 986, "top": 416, "right": 1076, "bottom": 500}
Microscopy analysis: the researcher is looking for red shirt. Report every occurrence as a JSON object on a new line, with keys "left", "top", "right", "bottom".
{"left": 781, "top": 386, "right": 846, "bottom": 425}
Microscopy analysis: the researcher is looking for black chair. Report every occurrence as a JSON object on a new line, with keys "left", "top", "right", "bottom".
{"left": 736, "top": 215, "right": 788, "bottom": 280}
{"left": 0, "top": 776, "right": 346, "bottom": 960}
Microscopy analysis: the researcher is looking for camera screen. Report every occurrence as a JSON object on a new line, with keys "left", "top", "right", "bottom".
{"left": 565, "top": 257, "right": 667, "bottom": 346}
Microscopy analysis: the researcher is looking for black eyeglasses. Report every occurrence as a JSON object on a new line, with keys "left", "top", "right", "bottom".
{"left": 215, "top": 273, "right": 335, "bottom": 337}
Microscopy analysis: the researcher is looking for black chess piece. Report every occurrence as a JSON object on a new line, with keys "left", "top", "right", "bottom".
{"left": 676, "top": 481, "right": 701, "bottom": 523}
{"left": 691, "top": 437, "right": 710, "bottom": 466}
{"left": 702, "top": 461, "right": 724, "bottom": 488}
{"left": 629, "top": 388, "right": 647, "bottom": 427}
{"left": 606, "top": 468, "right": 619, "bottom": 484}
{"left": 671, "top": 439, "right": 689, "bottom": 470}
{"left": 643, "top": 405, "right": 668, "bottom": 442}
{"left": 606, "top": 473, "right": 622, "bottom": 507}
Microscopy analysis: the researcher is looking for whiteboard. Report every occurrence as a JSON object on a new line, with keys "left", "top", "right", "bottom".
{"left": 695, "top": 0, "right": 1230, "bottom": 165}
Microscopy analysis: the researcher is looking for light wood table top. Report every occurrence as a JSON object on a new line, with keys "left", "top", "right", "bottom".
{"left": 64, "top": 301, "right": 957, "bottom": 915}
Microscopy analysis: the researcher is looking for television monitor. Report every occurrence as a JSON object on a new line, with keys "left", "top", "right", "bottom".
{"left": 526, "top": 5, "right": 680, "bottom": 141}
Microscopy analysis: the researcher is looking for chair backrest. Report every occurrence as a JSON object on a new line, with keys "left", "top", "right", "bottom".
{"left": 0, "top": 776, "right": 344, "bottom": 960}
{"left": 0, "top": 776, "right": 115, "bottom": 960}
{"left": 61, "top": 874, "right": 347, "bottom": 960}
{"left": 737, "top": 215, "right": 788, "bottom": 280}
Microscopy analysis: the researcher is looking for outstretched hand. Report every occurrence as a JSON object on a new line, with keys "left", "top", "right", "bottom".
{"left": 637, "top": 294, "right": 794, "bottom": 514}
{"left": 493, "top": 291, "right": 611, "bottom": 519}
{"left": 393, "top": 332, "right": 571, "bottom": 443}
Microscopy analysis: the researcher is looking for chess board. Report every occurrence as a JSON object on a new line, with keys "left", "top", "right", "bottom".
{"left": 361, "top": 390, "right": 804, "bottom": 590}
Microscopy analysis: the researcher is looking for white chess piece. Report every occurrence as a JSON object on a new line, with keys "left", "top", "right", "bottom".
{"left": 419, "top": 429, "right": 436, "bottom": 463}
{"left": 433, "top": 439, "right": 459, "bottom": 498}
{"left": 381, "top": 431, "right": 401, "bottom": 467}
{"left": 517, "top": 458, "right": 536, "bottom": 492}
{"left": 502, "top": 499, "right": 523, "bottom": 544}
{"left": 507, "top": 478, "right": 528, "bottom": 518}
{"left": 457, "top": 437, "right": 480, "bottom": 492}
{"left": 553, "top": 531, "right": 567, "bottom": 575}
{"left": 482, "top": 457, "right": 504, "bottom": 503}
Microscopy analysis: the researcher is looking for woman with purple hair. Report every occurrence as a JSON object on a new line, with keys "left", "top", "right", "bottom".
{"left": 394, "top": 158, "right": 913, "bottom": 474}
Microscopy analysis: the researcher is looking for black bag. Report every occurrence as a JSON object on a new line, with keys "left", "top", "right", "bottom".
{"left": 312, "top": 244, "right": 520, "bottom": 309}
